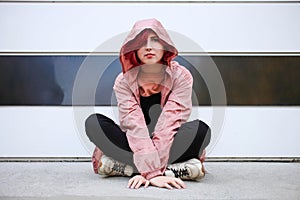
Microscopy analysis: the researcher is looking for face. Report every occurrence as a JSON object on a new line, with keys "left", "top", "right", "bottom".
{"left": 137, "top": 32, "right": 164, "bottom": 66}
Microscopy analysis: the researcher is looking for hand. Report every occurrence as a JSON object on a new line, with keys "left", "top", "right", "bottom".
{"left": 150, "top": 176, "right": 186, "bottom": 190}
{"left": 128, "top": 175, "right": 150, "bottom": 189}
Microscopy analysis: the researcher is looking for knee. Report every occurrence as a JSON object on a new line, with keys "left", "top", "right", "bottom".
{"left": 85, "top": 113, "right": 106, "bottom": 137}
{"left": 85, "top": 113, "right": 106, "bottom": 126}
{"left": 197, "top": 120, "right": 211, "bottom": 142}
{"left": 85, "top": 114, "right": 97, "bottom": 129}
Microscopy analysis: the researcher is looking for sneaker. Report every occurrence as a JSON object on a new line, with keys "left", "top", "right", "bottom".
{"left": 98, "top": 155, "right": 133, "bottom": 177}
{"left": 165, "top": 158, "right": 205, "bottom": 181}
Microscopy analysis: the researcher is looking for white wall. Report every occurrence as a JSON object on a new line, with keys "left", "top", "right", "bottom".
{"left": 1, "top": 2, "right": 300, "bottom": 53}
{"left": 0, "top": 1, "right": 300, "bottom": 158}
{"left": 1, "top": 107, "right": 300, "bottom": 157}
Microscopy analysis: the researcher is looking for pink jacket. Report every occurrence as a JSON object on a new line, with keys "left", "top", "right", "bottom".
{"left": 114, "top": 61, "right": 193, "bottom": 180}
{"left": 114, "top": 18, "right": 193, "bottom": 180}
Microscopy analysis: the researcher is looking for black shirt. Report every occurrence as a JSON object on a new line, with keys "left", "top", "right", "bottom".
{"left": 140, "top": 92, "right": 162, "bottom": 136}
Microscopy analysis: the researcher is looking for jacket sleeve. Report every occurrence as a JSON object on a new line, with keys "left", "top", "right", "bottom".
{"left": 113, "top": 73, "right": 163, "bottom": 179}
{"left": 152, "top": 67, "right": 193, "bottom": 172}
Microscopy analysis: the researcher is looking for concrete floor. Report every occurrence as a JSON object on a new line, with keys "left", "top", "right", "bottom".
{"left": 0, "top": 162, "right": 300, "bottom": 200}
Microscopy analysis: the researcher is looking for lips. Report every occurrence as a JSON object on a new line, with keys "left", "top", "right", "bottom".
{"left": 145, "top": 53, "right": 155, "bottom": 58}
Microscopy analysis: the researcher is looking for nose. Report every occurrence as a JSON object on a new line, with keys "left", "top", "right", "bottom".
{"left": 145, "top": 39, "right": 152, "bottom": 51}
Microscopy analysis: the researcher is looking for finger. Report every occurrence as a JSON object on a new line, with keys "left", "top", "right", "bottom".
{"left": 135, "top": 180, "right": 143, "bottom": 189}
{"left": 164, "top": 183, "right": 173, "bottom": 190}
{"left": 127, "top": 178, "right": 134, "bottom": 188}
{"left": 170, "top": 181, "right": 182, "bottom": 189}
{"left": 175, "top": 178, "right": 186, "bottom": 189}
{"left": 144, "top": 180, "right": 150, "bottom": 188}
{"left": 128, "top": 177, "right": 139, "bottom": 188}
{"left": 130, "top": 179, "right": 139, "bottom": 189}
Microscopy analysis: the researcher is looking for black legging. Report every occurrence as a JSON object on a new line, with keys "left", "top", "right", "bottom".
{"left": 85, "top": 113, "right": 211, "bottom": 171}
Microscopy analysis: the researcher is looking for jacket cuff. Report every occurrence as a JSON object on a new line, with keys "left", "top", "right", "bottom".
{"left": 133, "top": 151, "right": 161, "bottom": 173}
{"left": 143, "top": 170, "right": 163, "bottom": 180}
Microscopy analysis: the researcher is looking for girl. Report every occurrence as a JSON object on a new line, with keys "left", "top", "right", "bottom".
{"left": 85, "top": 18, "right": 211, "bottom": 190}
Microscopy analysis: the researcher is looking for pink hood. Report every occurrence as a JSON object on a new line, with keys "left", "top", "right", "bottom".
{"left": 120, "top": 18, "right": 178, "bottom": 74}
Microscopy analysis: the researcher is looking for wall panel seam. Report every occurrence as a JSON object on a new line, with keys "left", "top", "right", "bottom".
{"left": 0, "top": 0, "right": 300, "bottom": 3}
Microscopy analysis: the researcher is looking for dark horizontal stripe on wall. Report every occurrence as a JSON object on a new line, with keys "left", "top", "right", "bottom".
{"left": 0, "top": 55, "right": 299, "bottom": 106}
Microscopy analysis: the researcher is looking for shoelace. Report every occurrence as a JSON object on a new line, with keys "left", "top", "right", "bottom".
{"left": 111, "top": 162, "right": 126, "bottom": 175}
{"left": 170, "top": 167, "right": 189, "bottom": 178}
